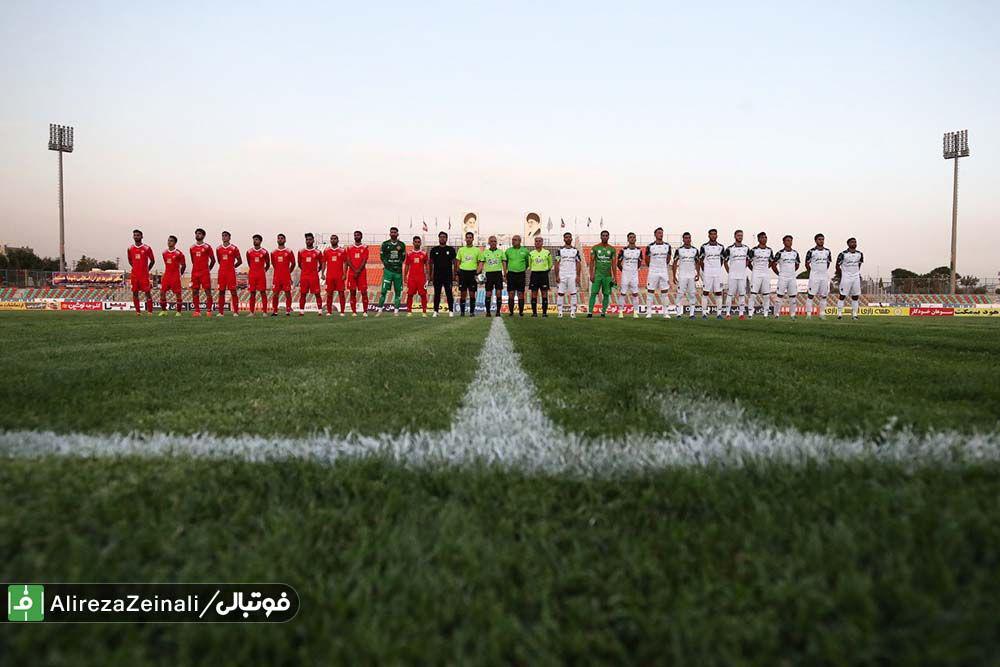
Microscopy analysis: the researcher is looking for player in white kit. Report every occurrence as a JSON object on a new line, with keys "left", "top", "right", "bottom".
{"left": 805, "top": 233, "right": 833, "bottom": 319}
{"left": 723, "top": 229, "right": 750, "bottom": 319}
{"left": 645, "top": 227, "right": 673, "bottom": 319}
{"left": 836, "top": 237, "right": 864, "bottom": 320}
{"left": 747, "top": 232, "right": 774, "bottom": 318}
{"left": 773, "top": 235, "right": 801, "bottom": 319}
{"left": 698, "top": 228, "right": 726, "bottom": 319}
{"left": 555, "top": 232, "right": 581, "bottom": 318}
{"left": 617, "top": 232, "right": 643, "bottom": 319}
{"left": 673, "top": 232, "right": 700, "bottom": 320}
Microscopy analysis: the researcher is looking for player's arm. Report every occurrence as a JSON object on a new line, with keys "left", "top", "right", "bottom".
{"left": 576, "top": 250, "right": 581, "bottom": 282}
{"left": 805, "top": 249, "right": 812, "bottom": 272}
{"left": 616, "top": 248, "right": 624, "bottom": 273}
{"left": 502, "top": 253, "right": 508, "bottom": 280}
{"left": 770, "top": 253, "right": 779, "bottom": 275}
{"left": 671, "top": 252, "right": 678, "bottom": 283}
{"left": 858, "top": 252, "right": 864, "bottom": 271}
{"left": 146, "top": 247, "right": 155, "bottom": 272}
{"left": 380, "top": 242, "right": 389, "bottom": 266}
{"left": 723, "top": 247, "right": 730, "bottom": 274}
{"left": 697, "top": 245, "right": 705, "bottom": 274}
{"left": 234, "top": 249, "right": 243, "bottom": 270}
{"left": 290, "top": 253, "right": 297, "bottom": 272}
{"left": 264, "top": 252, "right": 271, "bottom": 272}
{"left": 835, "top": 252, "right": 844, "bottom": 281}
{"left": 179, "top": 254, "right": 187, "bottom": 276}
{"left": 208, "top": 247, "right": 216, "bottom": 271}
{"left": 403, "top": 253, "right": 410, "bottom": 284}
{"left": 588, "top": 247, "right": 596, "bottom": 282}
{"left": 794, "top": 251, "right": 800, "bottom": 272}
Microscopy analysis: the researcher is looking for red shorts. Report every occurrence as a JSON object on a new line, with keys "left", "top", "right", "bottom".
{"left": 130, "top": 275, "right": 151, "bottom": 292}
{"left": 190, "top": 271, "right": 212, "bottom": 290}
{"left": 326, "top": 275, "right": 346, "bottom": 292}
{"left": 248, "top": 272, "right": 267, "bottom": 291}
{"left": 161, "top": 275, "right": 182, "bottom": 293}
{"left": 407, "top": 280, "right": 427, "bottom": 295}
{"left": 299, "top": 274, "right": 320, "bottom": 294}
{"left": 347, "top": 271, "right": 367, "bottom": 291}
{"left": 218, "top": 272, "right": 237, "bottom": 291}
{"left": 272, "top": 275, "right": 292, "bottom": 292}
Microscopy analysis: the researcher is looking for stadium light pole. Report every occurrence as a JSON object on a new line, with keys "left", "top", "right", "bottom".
{"left": 48, "top": 124, "right": 75, "bottom": 273}
{"left": 942, "top": 130, "right": 969, "bottom": 294}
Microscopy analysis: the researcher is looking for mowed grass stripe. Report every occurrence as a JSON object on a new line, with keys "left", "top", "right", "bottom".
{"left": 504, "top": 317, "right": 1000, "bottom": 438}
{"left": 0, "top": 313, "right": 490, "bottom": 436}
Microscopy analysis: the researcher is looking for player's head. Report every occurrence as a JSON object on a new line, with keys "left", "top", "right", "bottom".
{"left": 132, "top": 229, "right": 143, "bottom": 243}
{"left": 682, "top": 232, "right": 691, "bottom": 246}
{"left": 304, "top": 232, "right": 314, "bottom": 247}
{"left": 221, "top": 230, "right": 231, "bottom": 244}
{"left": 511, "top": 234, "right": 521, "bottom": 247}
{"left": 167, "top": 235, "right": 177, "bottom": 249}
{"left": 252, "top": 234, "right": 262, "bottom": 248}
{"left": 465, "top": 231, "right": 474, "bottom": 245}
{"left": 847, "top": 237, "right": 857, "bottom": 250}
{"left": 783, "top": 234, "right": 793, "bottom": 249}
{"left": 194, "top": 228, "right": 206, "bottom": 242}
{"left": 438, "top": 231, "right": 448, "bottom": 244}
{"left": 654, "top": 227, "right": 664, "bottom": 242}
{"left": 814, "top": 233, "right": 825, "bottom": 247}
{"left": 600, "top": 230, "right": 610, "bottom": 243}
{"left": 488, "top": 235, "right": 498, "bottom": 249}
{"left": 627, "top": 231, "right": 636, "bottom": 246}
{"left": 708, "top": 228, "right": 718, "bottom": 242}
{"left": 413, "top": 235, "right": 422, "bottom": 249}
{"left": 277, "top": 233, "right": 286, "bottom": 247}
{"left": 563, "top": 232, "right": 573, "bottom": 245}
{"left": 389, "top": 226, "right": 399, "bottom": 240}
{"left": 534, "top": 235, "right": 544, "bottom": 249}
{"left": 330, "top": 233, "right": 339, "bottom": 247}
{"left": 354, "top": 230, "right": 363, "bottom": 243}
{"left": 734, "top": 229, "right": 743, "bottom": 243}
{"left": 757, "top": 231, "right": 767, "bottom": 245}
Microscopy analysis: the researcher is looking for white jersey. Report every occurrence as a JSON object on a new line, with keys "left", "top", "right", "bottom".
{"left": 723, "top": 244, "right": 749, "bottom": 279}
{"left": 556, "top": 247, "right": 581, "bottom": 279}
{"left": 674, "top": 246, "right": 699, "bottom": 279}
{"left": 698, "top": 242, "right": 725, "bottom": 275}
{"left": 618, "top": 247, "right": 642, "bottom": 275}
{"left": 805, "top": 247, "right": 833, "bottom": 277}
{"left": 748, "top": 246, "right": 774, "bottom": 276}
{"left": 646, "top": 242, "right": 672, "bottom": 273}
{"left": 774, "top": 248, "right": 800, "bottom": 278}
{"left": 837, "top": 249, "right": 864, "bottom": 278}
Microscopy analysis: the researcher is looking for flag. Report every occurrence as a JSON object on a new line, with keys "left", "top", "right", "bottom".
{"left": 560, "top": 218, "right": 566, "bottom": 228}
{"left": 547, "top": 217, "right": 553, "bottom": 231}
{"left": 409, "top": 217, "right": 413, "bottom": 230}
{"left": 422, "top": 219, "right": 428, "bottom": 232}
{"left": 448, "top": 217, "right": 451, "bottom": 230}
{"left": 587, "top": 217, "right": 592, "bottom": 228}
{"left": 599, "top": 217, "right": 604, "bottom": 229}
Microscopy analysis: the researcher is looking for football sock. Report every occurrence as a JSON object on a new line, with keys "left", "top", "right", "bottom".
{"left": 542, "top": 296, "right": 548, "bottom": 313}
{"left": 531, "top": 297, "right": 537, "bottom": 315}
{"left": 838, "top": 298, "right": 845, "bottom": 316}
{"left": 232, "top": 292, "right": 239, "bottom": 314}
{"left": 852, "top": 300, "right": 859, "bottom": 317}
{"left": 819, "top": 297, "right": 827, "bottom": 314}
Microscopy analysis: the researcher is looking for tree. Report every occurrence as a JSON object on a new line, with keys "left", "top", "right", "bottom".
{"left": 96, "top": 260, "right": 118, "bottom": 270}
{"left": 74, "top": 255, "right": 100, "bottom": 272}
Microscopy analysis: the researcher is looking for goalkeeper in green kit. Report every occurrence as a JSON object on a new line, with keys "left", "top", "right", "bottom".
{"left": 587, "top": 229, "right": 617, "bottom": 318}
{"left": 378, "top": 226, "right": 406, "bottom": 315}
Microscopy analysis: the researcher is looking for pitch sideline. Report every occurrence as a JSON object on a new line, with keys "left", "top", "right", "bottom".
{"left": 2, "top": 317, "right": 999, "bottom": 474}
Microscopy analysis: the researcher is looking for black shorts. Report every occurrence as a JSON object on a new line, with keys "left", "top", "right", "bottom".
{"left": 506, "top": 271, "right": 526, "bottom": 292}
{"left": 432, "top": 275, "right": 453, "bottom": 290}
{"left": 458, "top": 269, "right": 478, "bottom": 290}
{"left": 529, "top": 271, "right": 550, "bottom": 291}
{"left": 484, "top": 272, "right": 504, "bottom": 291}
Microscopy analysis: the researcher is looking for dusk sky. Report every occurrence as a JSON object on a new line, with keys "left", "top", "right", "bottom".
{"left": 1, "top": 0, "right": 997, "bottom": 279}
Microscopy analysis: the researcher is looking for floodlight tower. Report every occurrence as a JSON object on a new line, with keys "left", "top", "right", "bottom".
{"left": 48, "top": 124, "right": 75, "bottom": 273}
{"left": 942, "top": 130, "right": 969, "bottom": 294}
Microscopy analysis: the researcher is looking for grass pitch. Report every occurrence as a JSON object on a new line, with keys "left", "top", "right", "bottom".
{"left": 2, "top": 312, "right": 999, "bottom": 665}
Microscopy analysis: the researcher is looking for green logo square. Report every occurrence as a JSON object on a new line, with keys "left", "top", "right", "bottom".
{"left": 8, "top": 585, "right": 44, "bottom": 622}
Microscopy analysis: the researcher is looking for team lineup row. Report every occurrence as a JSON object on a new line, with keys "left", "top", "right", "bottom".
{"left": 122, "top": 226, "right": 866, "bottom": 320}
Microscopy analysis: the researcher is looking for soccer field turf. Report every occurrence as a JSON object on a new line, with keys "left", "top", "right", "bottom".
{"left": 2, "top": 312, "right": 999, "bottom": 665}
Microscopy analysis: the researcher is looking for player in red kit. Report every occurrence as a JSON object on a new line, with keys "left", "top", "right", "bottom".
{"left": 246, "top": 234, "right": 270, "bottom": 316}
{"left": 322, "top": 233, "right": 348, "bottom": 316}
{"left": 127, "top": 229, "right": 155, "bottom": 315}
{"left": 403, "top": 235, "right": 430, "bottom": 316}
{"left": 270, "top": 234, "right": 295, "bottom": 316}
{"left": 189, "top": 228, "right": 216, "bottom": 316}
{"left": 297, "top": 233, "right": 323, "bottom": 316}
{"left": 215, "top": 231, "right": 242, "bottom": 317}
{"left": 159, "top": 235, "right": 186, "bottom": 316}
{"left": 347, "top": 230, "right": 370, "bottom": 317}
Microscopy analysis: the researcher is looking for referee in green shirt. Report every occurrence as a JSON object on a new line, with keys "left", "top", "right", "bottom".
{"left": 504, "top": 234, "right": 530, "bottom": 317}
{"left": 478, "top": 235, "right": 505, "bottom": 317}
{"left": 455, "top": 231, "right": 481, "bottom": 316}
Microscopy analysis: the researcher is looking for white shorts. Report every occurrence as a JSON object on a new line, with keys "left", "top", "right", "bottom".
{"left": 557, "top": 275, "right": 577, "bottom": 294}
{"left": 750, "top": 274, "right": 771, "bottom": 294}
{"left": 702, "top": 273, "right": 725, "bottom": 293}
{"left": 647, "top": 272, "right": 670, "bottom": 292}
{"left": 727, "top": 276, "right": 748, "bottom": 296}
{"left": 620, "top": 272, "right": 640, "bottom": 294}
{"left": 839, "top": 275, "right": 861, "bottom": 297}
{"left": 776, "top": 276, "right": 798, "bottom": 297}
{"left": 808, "top": 275, "right": 830, "bottom": 297}
{"left": 677, "top": 276, "right": 697, "bottom": 297}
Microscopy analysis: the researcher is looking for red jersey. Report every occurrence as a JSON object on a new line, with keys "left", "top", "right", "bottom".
{"left": 347, "top": 244, "right": 369, "bottom": 273}
{"left": 162, "top": 249, "right": 185, "bottom": 279}
{"left": 404, "top": 249, "right": 428, "bottom": 280}
{"left": 298, "top": 248, "right": 322, "bottom": 277}
{"left": 246, "top": 247, "right": 270, "bottom": 276}
{"left": 216, "top": 244, "right": 240, "bottom": 274}
{"left": 189, "top": 243, "right": 215, "bottom": 274}
{"left": 323, "top": 247, "right": 347, "bottom": 279}
{"left": 128, "top": 244, "right": 154, "bottom": 278}
{"left": 271, "top": 248, "right": 295, "bottom": 280}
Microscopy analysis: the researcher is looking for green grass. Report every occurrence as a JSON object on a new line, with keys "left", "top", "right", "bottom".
{"left": 506, "top": 317, "right": 1000, "bottom": 438}
{"left": 0, "top": 312, "right": 489, "bottom": 436}
{"left": 2, "top": 458, "right": 999, "bottom": 665}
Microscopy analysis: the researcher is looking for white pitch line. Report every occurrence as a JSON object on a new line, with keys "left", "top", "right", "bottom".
{"left": 2, "top": 317, "right": 1000, "bottom": 475}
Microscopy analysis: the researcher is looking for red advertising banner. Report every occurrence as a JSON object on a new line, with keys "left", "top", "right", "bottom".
{"left": 60, "top": 301, "right": 103, "bottom": 311}
{"left": 909, "top": 307, "right": 955, "bottom": 317}
{"left": 52, "top": 271, "right": 125, "bottom": 288}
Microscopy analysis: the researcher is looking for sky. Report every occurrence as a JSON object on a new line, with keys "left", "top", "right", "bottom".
{"left": 1, "top": 0, "right": 997, "bottom": 279}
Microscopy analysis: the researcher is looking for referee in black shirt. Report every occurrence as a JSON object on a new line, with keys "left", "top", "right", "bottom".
{"left": 429, "top": 231, "right": 458, "bottom": 317}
